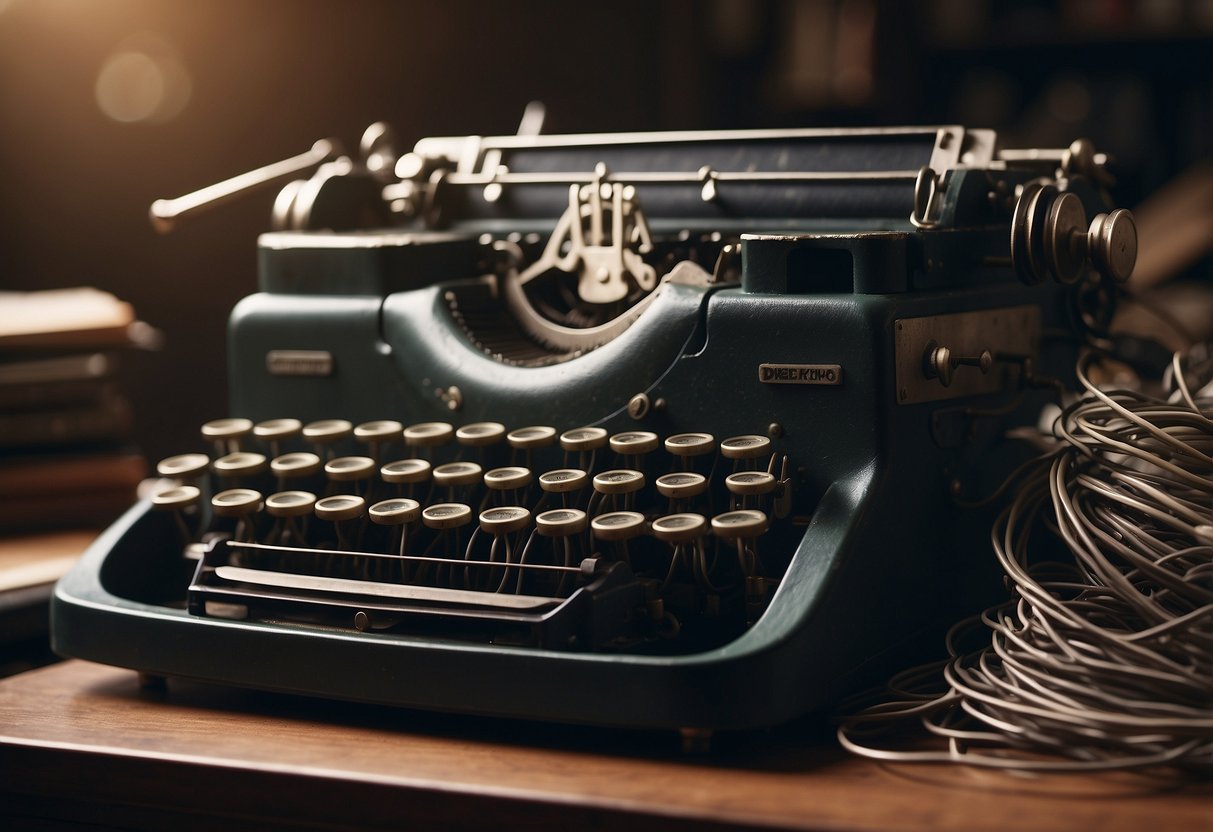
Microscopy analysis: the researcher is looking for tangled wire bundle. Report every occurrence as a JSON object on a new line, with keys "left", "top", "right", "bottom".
{"left": 839, "top": 352, "right": 1213, "bottom": 772}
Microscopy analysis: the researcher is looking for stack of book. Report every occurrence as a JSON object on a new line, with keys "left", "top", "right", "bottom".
{"left": 0, "top": 288, "right": 155, "bottom": 531}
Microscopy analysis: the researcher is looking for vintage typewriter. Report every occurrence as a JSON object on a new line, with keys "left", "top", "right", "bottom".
{"left": 52, "top": 120, "right": 1137, "bottom": 737}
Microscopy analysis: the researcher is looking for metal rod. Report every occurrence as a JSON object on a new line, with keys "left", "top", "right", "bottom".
{"left": 226, "top": 540, "right": 586, "bottom": 573}
{"left": 149, "top": 139, "right": 338, "bottom": 233}
{"left": 443, "top": 169, "right": 920, "bottom": 187}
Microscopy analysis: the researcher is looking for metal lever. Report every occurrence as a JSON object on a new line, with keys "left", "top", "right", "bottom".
{"left": 149, "top": 139, "right": 340, "bottom": 233}
{"left": 923, "top": 341, "right": 992, "bottom": 387}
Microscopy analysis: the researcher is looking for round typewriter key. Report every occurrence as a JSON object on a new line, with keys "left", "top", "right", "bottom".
{"left": 324, "top": 456, "right": 376, "bottom": 482}
{"left": 651, "top": 513, "right": 707, "bottom": 544}
{"left": 369, "top": 498, "right": 421, "bottom": 525}
{"left": 152, "top": 485, "right": 201, "bottom": 510}
{"left": 664, "top": 432, "right": 715, "bottom": 457}
{"left": 404, "top": 421, "right": 454, "bottom": 447}
{"left": 484, "top": 466, "right": 532, "bottom": 491}
{"left": 656, "top": 471, "right": 708, "bottom": 499}
{"left": 591, "top": 511, "right": 646, "bottom": 541}
{"left": 271, "top": 451, "right": 322, "bottom": 479}
{"left": 265, "top": 490, "right": 317, "bottom": 518}
{"left": 592, "top": 469, "right": 645, "bottom": 495}
{"left": 432, "top": 461, "right": 483, "bottom": 488}
{"left": 201, "top": 418, "right": 253, "bottom": 448}
{"left": 478, "top": 506, "right": 531, "bottom": 534}
{"left": 380, "top": 458, "right": 432, "bottom": 484}
{"left": 507, "top": 425, "right": 557, "bottom": 450}
{"left": 559, "top": 426, "right": 608, "bottom": 452}
{"left": 302, "top": 419, "right": 353, "bottom": 443}
{"left": 711, "top": 509, "right": 770, "bottom": 539}
{"left": 536, "top": 508, "right": 588, "bottom": 537}
{"left": 456, "top": 421, "right": 506, "bottom": 447}
{"left": 609, "top": 430, "right": 660, "bottom": 456}
{"left": 156, "top": 453, "right": 210, "bottom": 481}
{"left": 539, "top": 468, "right": 588, "bottom": 493}
{"left": 725, "top": 471, "right": 777, "bottom": 496}
{"left": 211, "top": 488, "right": 263, "bottom": 517}
{"left": 153, "top": 485, "right": 202, "bottom": 546}
{"left": 254, "top": 418, "right": 302, "bottom": 442}
{"left": 354, "top": 420, "right": 404, "bottom": 443}
{"left": 422, "top": 502, "right": 472, "bottom": 530}
{"left": 314, "top": 494, "right": 366, "bottom": 522}
{"left": 720, "top": 434, "right": 772, "bottom": 460}
{"left": 212, "top": 452, "right": 268, "bottom": 478}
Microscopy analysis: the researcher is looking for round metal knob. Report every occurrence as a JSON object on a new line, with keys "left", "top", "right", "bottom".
{"left": 478, "top": 506, "right": 531, "bottom": 535}
{"left": 314, "top": 494, "right": 366, "bottom": 522}
{"left": 1088, "top": 209, "right": 1137, "bottom": 284}
{"left": 369, "top": 498, "right": 421, "bottom": 525}
{"left": 536, "top": 508, "right": 587, "bottom": 537}
{"left": 265, "top": 490, "right": 317, "bottom": 518}
{"left": 539, "top": 468, "right": 588, "bottom": 493}
{"left": 380, "top": 458, "right": 432, "bottom": 484}
{"left": 590, "top": 510, "right": 646, "bottom": 541}
{"left": 560, "top": 426, "right": 608, "bottom": 452}
{"left": 651, "top": 513, "right": 706, "bottom": 544}
{"left": 422, "top": 502, "right": 472, "bottom": 530}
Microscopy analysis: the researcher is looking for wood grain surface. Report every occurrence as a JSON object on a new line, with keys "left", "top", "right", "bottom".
{"left": 1, "top": 660, "right": 1209, "bottom": 831}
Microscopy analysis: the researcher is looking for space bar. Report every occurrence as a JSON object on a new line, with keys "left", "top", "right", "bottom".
{"left": 214, "top": 566, "right": 562, "bottom": 611}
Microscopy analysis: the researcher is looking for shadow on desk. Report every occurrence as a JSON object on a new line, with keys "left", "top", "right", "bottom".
{"left": 1, "top": 661, "right": 1209, "bottom": 832}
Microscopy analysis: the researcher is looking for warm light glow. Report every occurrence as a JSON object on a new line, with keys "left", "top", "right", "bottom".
{"left": 95, "top": 33, "right": 191, "bottom": 124}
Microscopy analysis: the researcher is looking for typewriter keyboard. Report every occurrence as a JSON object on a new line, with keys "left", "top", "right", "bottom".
{"left": 153, "top": 418, "right": 797, "bottom": 652}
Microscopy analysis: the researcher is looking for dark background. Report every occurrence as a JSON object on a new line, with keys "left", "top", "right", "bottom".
{"left": 1, "top": 0, "right": 1210, "bottom": 465}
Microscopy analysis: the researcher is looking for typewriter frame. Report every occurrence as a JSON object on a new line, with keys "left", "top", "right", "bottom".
{"left": 53, "top": 125, "right": 1114, "bottom": 732}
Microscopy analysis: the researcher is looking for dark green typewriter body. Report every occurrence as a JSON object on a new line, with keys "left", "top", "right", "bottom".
{"left": 52, "top": 126, "right": 1135, "bottom": 731}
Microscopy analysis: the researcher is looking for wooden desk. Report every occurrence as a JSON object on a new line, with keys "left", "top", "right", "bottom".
{"left": 1, "top": 661, "right": 1208, "bottom": 831}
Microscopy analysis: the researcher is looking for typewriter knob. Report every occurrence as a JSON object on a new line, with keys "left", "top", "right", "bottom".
{"left": 271, "top": 452, "right": 323, "bottom": 480}
{"left": 354, "top": 420, "right": 404, "bottom": 452}
{"left": 651, "top": 513, "right": 707, "bottom": 544}
{"left": 212, "top": 452, "right": 268, "bottom": 480}
{"left": 539, "top": 468, "right": 589, "bottom": 494}
{"left": 923, "top": 341, "right": 993, "bottom": 388}
{"left": 536, "top": 508, "right": 588, "bottom": 537}
{"left": 456, "top": 422, "right": 507, "bottom": 447}
{"left": 211, "top": 488, "right": 263, "bottom": 517}
{"left": 381, "top": 458, "right": 433, "bottom": 484}
{"left": 591, "top": 510, "right": 646, "bottom": 541}
{"left": 1087, "top": 209, "right": 1137, "bottom": 285}
{"left": 153, "top": 484, "right": 202, "bottom": 510}
{"left": 303, "top": 419, "right": 354, "bottom": 457}
{"left": 404, "top": 421, "right": 454, "bottom": 448}
{"left": 265, "top": 490, "right": 317, "bottom": 518}
{"left": 432, "top": 461, "right": 484, "bottom": 488}
{"left": 479, "top": 506, "right": 531, "bottom": 535}
{"left": 664, "top": 433, "right": 716, "bottom": 458}
{"left": 422, "top": 502, "right": 473, "bottom": 530}
{"left": 609, "top": 430, "right": 660, "bottom": 456}
{"left": 324, "top": 456, "right": 377, "bottom": 482}
{"left": 711, "top": 509, "right": 770, "bottom": 539}
{"left": 156, "top": 453, "right": 210, "bottom": 482}
{"left": 656, "top": 472, "right": 708, "bottom": 500}
{"left": 725, "top": 471, "right": 777, "bottom": 497}
{"left": 592, "top": 469, "right": 645, "bottom": 495}
{"left": 314, "top": 494, "right": 366, "bottom": 522}
{"left": 484, "top": 466, "right": 533, "bottom": 492}
{"left": 201, "top": 418, "right": 253, "bottom": 454}
{"left": 507, "top": 425, "right": 558, "bottom": 450}
{"left": 369, "top": 498, "right": 421, "bottom": 525}
{"left": 560, "top": 427, "right": 608, "bottom": 452}
{"left": 254, "top": 418, "right": 303, "bottom": 443}
{"left": 720, "top": 435, "right": 772, "bottom": 461}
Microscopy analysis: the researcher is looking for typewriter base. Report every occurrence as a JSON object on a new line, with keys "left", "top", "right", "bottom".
{"left": 52, "top": 456, "right": 982, "bottom": 732}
